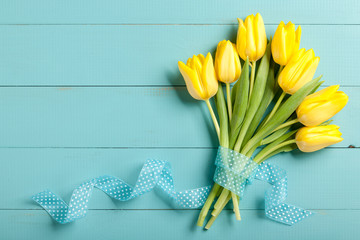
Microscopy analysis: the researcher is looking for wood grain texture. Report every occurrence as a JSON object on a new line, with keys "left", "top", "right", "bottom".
{"left": 0, "top": 0, "right": 359, "bottom": 24}
{"left": 0, "top": 25, "right": 358, "bottom": 86}
{"left": 0, "top": 87, "right": 357, "bottom": 148}
{"left": 1, "top": 210, "right": 359, "bottom": 240}
{"left": 0, "top": 148, "right": 358, "bottom": 210}
{"left": 0, "top": 0, "right": 358, "bottom": 239}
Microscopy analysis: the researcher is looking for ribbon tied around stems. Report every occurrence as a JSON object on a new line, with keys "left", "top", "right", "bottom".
{"left": 33, "top": 147, "right": 312, "bottom": 225}
{"left": 213, "top": 146, "right": 313, "bottom": 225}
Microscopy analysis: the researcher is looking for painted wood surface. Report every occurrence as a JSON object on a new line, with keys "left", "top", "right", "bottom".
{"left": 0, "top": 0, "right": 359, "bottom": 239}
{"left": 1, "top": 210, "right": 359, "bottom": 240}
{"left": 0, "top": 25, "right": 358, "bottom": 86}
{"left": 0, "top": 87, "right": 357, "bottom": 147}
{"left": 0, "top": 0, "right": 359, "bottom": 24}
{"left": 1, "top": 148, "right": 359, "bottom": 210}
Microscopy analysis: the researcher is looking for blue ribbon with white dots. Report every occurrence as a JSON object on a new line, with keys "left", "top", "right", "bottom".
{"left": 32, "top": 147, "right": 312, "bottom": 225}
{"left": 32, "top": 159, "right": 211, "bottom": 224}
{"left": 214, "top": 146, "right": 313, "bottom": 225}
{"left": 213, "top": 146, "right": 259, "bottom": 197}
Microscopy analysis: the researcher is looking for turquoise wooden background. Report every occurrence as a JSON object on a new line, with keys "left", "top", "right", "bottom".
{"left": 0, "top": 1, "right": 359, "bottom": 239}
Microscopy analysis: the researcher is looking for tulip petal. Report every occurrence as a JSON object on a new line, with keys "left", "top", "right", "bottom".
{"left": 197, "top": 54, "right": 205, "bottom": 64}
{"left": 216, "top": 40, "right": 235, "bottom": 83}
{"left": 295, "top": 125, "right": 343, "bottom": 152}
{"left": 191, "top": 55, "right": 203, "bottom": 77}
{"left": 254, "top": 13, "right": 267, "bottom": 61}
{"left": 285, "top": 22, "right": 296, "bottom": 62}
{"left": 272, "top": 21, "right": 301, "bottom": 66}
{"left": 279, "top": 24, "right": 287, "bottom": 65}
{"left": 236, "top": 18, "right": 248, "bottom": 61}
{"left": 245, "top": 15, "right": 257, "bottom": 61}
{"left": 178, "top": 61, "right": 204, "bottom": 100}
{"left": 305, "top": 85, "right": 339, "bottom": 100}
{"left": 297, "top": 86, "right": 348, "bottom": 126}
{"left": 294, "top": 26, "right": 302, "bottom": 52}
{"left": 201, "top": 53, "right": 218, "bottom": 99}
{"left": 279, "top": 49, "right": 319, "bottom": 94}
{"left": 219, "top": 41, "right": 237, "bottom": 83}
{"left": 291, "top": 56, "right": 320, "bottom": 94}
{"left": 272, "top": 21, "right": 284, "bottom": 65}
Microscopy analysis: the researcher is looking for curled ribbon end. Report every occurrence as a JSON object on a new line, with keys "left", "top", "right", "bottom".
{"left": 32, "top": 159, "right": 211, "bottom": 224}
{"left": 32, "top": 149, "right": 312, "bottom": 225}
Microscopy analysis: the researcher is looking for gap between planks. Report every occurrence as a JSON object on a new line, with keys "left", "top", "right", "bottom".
{"left": 0, "top": 24, "right": 360, "bottom": 26}
{"left": 0, "top": 85, "right": 358, "bottom": 88}
{"left": 0, "top": 209, "right": 359, "bottom": 211}
{"left": 0, "top": 146, "right": 356, "bottom": 149}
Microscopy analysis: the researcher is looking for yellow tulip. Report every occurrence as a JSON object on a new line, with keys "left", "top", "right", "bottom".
{"left": 297, "top": 85, "right": 348, "bottom": 126}
{"left": 295, "top": 125, "right": 343, "bottom": 152}
{"left": 215, "top": 40, "right": 241, "bottom": 83}
{"left": 178, "top": 53, "right": 218, "bottom": 100}
{"left": 236, "top": 13, "right": 267, "bottom": 62}
{"left": 278, "top": 48, "right": 320, "bottom": 95}
{"left": 272, "top": 21, "right": 302, "bottom": 66}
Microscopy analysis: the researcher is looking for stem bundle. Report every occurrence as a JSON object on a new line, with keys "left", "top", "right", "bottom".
{"left": 198, "top": 40, "right": 323, "bottom": 229}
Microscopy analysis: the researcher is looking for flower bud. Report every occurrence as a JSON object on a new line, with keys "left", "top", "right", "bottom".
{"left": 272, "top": 21, "right": 301, "bottom": 66}
{"left": 296, "top": 125, "right": 343, "bottom": 152}
{"left": 215, "top": 40, "right": 241, "bottom": 83}
{"left": 178, "top": 53, "right": 218, "bottom": 100}
{"left": 278, "top": 48, "right": 320, "bottom": 95}
{"left": 297, "top": 85, "right": 348, "bottom": 126}
{"left": 236, "top": 13, "right": 267, "bottom": 61}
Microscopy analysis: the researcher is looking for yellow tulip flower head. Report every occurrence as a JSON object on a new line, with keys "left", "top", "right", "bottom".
{"left": 295, "top": 125, "right": 343, "bottom": 152}
{"left": 272, "top": 21, "right": 302, "bottom": 66}
{"left": 278, "top": 48, "right": 320, "bottom": 95}
{"left": 178, "top": 53, "right": 218, "bottom": 100}
{"left": 215, "top": 40, "right": 241, "bottom": 83}
{"left": 297, "top": 85, "right": 349, "bottom": 126}
{"left": 236, "top": 13, "right": 267, "bottom": 62}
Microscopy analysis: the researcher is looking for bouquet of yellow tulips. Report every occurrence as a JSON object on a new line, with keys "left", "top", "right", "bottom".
{"left": 178, "top": 13, "right": 348, "bottom": 229}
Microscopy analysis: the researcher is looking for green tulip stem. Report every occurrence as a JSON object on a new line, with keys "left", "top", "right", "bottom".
{"left": 213, "top": 189, "right": 230, "bottom": 212}
{"left": 226, "top": 83, "right": 232, "bottom": 119}
{"left": 249, "top": 61, "right": 256, "bottom": 100}
{"left": 264, "top": 91, "right": 286, "bottom": 126}
{"left": 271, "top": 118, "right": 299, "bottom": 133}
{"left": 205, "top": 194, "right": 231, "bottom": 230}
{"left": 210, "top": 148, "right": 254, "bottom": 220}
{"left": 253, "top": 139, "right": 296, "bottom": 164}
{"left": 196, "top": 183, "right": 221, "bottom": 226}
{"left": 205, "top": 99, "right": 220, "bottom": 141}
{"left": 244, "top": 142, "right": 260, "bottom": 157}
{"left": 211, "top": 187, "right": 240, "bottom": 224}
{"left": 231, "top": 192, "right": 241, "bottom": 220}
{"left": 241, "top": 76, "right": 323, "bottom": 155}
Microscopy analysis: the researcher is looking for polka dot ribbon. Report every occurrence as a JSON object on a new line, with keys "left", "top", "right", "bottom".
{"left": 214, "top": 146, "right": 313, "bottom": 225}
{"left": 32, "top": 148, "right": 312, "bottom": 225}
{"left": 32, "top": 159, "right": 211, "bottom": 224}
{"left": 213, "top": 146, "right": 258, "bottom": 197}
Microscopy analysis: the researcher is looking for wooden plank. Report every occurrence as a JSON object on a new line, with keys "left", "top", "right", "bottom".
{"left": 0, "top": 148, "right": 358, "bottom": 209}
{"left": 0, "top": 210, "right": 359, "bottom": 239}
{"left": 0, "top": 0, "right": 359, "bottom": 24}
{"left": 0, "top": 87, "right": 357, "bottom": 148}
{"left": 0, "top": 25, "right": 359, "bottom": 86}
